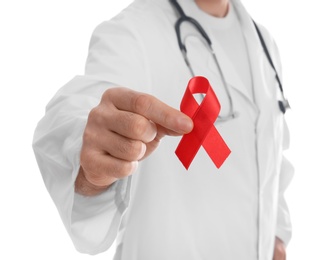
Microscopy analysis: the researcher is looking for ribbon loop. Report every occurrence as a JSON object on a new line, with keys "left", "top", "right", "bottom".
{"left": 175, "top": 76, "right": 231, "bottom": 169}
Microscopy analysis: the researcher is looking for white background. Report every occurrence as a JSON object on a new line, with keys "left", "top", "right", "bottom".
{"left": 0, "top": 0, "right": 325, "bottom": 259}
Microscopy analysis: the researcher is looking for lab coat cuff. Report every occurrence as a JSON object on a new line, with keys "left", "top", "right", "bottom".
{"left": 276, "top": 227, "right": 292, "bottom": 247}
{"left": 70, "top": 175, "right": 132, "bottom": 255}
{"left": 58, "top": 117, "right": 126, "bottom": 255}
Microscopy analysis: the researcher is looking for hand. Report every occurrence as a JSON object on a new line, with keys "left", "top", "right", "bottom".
{"left": 273, "top": 237, "right": 286, "bottom": 260}
{"left": 75, "top": 87, "right": 193, "bottom": 196}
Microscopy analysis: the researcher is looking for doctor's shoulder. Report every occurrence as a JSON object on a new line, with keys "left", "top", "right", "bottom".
{"left": 90, "top": 0, "right": 160, "bottom": 38}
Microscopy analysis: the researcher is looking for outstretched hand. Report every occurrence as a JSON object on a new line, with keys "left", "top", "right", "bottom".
{"left": 75, "top": 87, "right": 193, "bottom": 196}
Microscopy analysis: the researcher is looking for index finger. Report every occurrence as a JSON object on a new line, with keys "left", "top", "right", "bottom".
{"left": 105, "top": 87, "right": 193, "bottom": 135}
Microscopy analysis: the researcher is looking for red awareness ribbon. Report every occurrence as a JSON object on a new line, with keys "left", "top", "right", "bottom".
{"left": 175, "top": 76, "right": 231, "bottom": 169}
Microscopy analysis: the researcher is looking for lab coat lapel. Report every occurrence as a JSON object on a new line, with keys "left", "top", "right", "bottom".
{"left": 233, "top": 0, "right": 275, "bottom": 126}
{"left": 234, "top": 2, "right": 283, "bottom": 255}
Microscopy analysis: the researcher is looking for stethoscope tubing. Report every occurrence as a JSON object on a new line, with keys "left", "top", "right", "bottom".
{"left": 169, "top": 0, "right": 290, "bottom": 115}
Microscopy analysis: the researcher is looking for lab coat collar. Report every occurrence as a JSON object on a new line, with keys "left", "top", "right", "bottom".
{"left": 205, "top": 0, "right": 258, "bottom": 108}
{"left": 154, "top": 0, "right": 269, "bottom": 112}
{"left": 208, "top": 0, "right": 277, "bottom": 122}
{"left": 233, "top": 0, "right": 277, "bottom": 125}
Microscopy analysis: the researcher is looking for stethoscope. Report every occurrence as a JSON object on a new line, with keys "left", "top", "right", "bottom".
{"left": 169, "top": 0, "right": 290, "bottom": 116}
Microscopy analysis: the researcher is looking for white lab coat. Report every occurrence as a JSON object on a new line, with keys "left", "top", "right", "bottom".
{"left": 33, "top": 0, "right": 294, "bottom": 259}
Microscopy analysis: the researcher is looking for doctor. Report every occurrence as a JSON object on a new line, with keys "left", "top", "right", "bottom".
{"left": 33, "top": 0, "right": 293, "bottom": 259}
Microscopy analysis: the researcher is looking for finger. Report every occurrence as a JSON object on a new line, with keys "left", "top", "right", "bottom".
{"left": 80, "top": 150, "right": 137, "bottom": 186}
{"left": 107, "top": 109, "right": 157, "bottom": 143}
{"left": 105, "top": 88, "right": 193, "bottom": 135}
{"left": 141, "top": 124, "right": 166, "bottom": 159}
{"left": 98, "top": 130, "right": 147, "bottom": 161}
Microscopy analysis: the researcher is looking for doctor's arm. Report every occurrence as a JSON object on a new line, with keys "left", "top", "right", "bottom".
{"left": 272, "top": 41, "right": 294, "bottom": 248}
{"left": 275, "top": 119, "right": 294, "bottom": 247}
{"left": 33, "top": 19, "right": 191, "bottom": 254}
{"left": 272, "top": 118, "right": 294, "bottom": 260}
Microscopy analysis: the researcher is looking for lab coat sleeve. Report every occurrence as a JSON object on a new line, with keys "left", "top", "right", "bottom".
{"left": 264, "top": 28, "right": 295, "bottom": 246}
{"left": 275, "top": 50, "right": 294, "bottom": 246}
{"left": 276, "top": 120, "right": 294, "bottom": 247}
{"left": 33, "top": 17, "right": 150, "bottom": 255}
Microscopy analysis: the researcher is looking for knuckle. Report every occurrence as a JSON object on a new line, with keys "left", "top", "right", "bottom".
{"left": 82, "top": 123, "right": 101, "bottom": 149}
{"left": 118, "top": 139, "right": 143, "bottom": 160}
{"left": 104, "top": 155, "right": 137, "bottom": 179}
{"left": 88, "top": 103, "right": 114, "bottom": 127}
{"left": 82, "top": 126, "right": 94, "bottom": 144}
{"left": 80, "top": 150, "right": 135, "bottom": 185}
{"left": 88, "top": 106, "right": 103, "bottom": 125}
{"left": 102, "top": 88, "right": 112, "bottom": 101}
{"left": 158, "top": 110, "right": 169, "bottom": 128}
{"left": 132, "top": 93, "right": 152, "bottom": 115}
{"left": 89, "top": 106, "right": 100, "bottom": 118}
{"left": 102, "top": 87, "right": 120, "bottom": 101}
{"left": 100, "top": 88, "right": 118, "bottom": 104}
{"left": 120, "top": 112, "right": 155, "bottom": 142}
{"left": 130, "top": 117, "right": 148, "bottom": 139}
